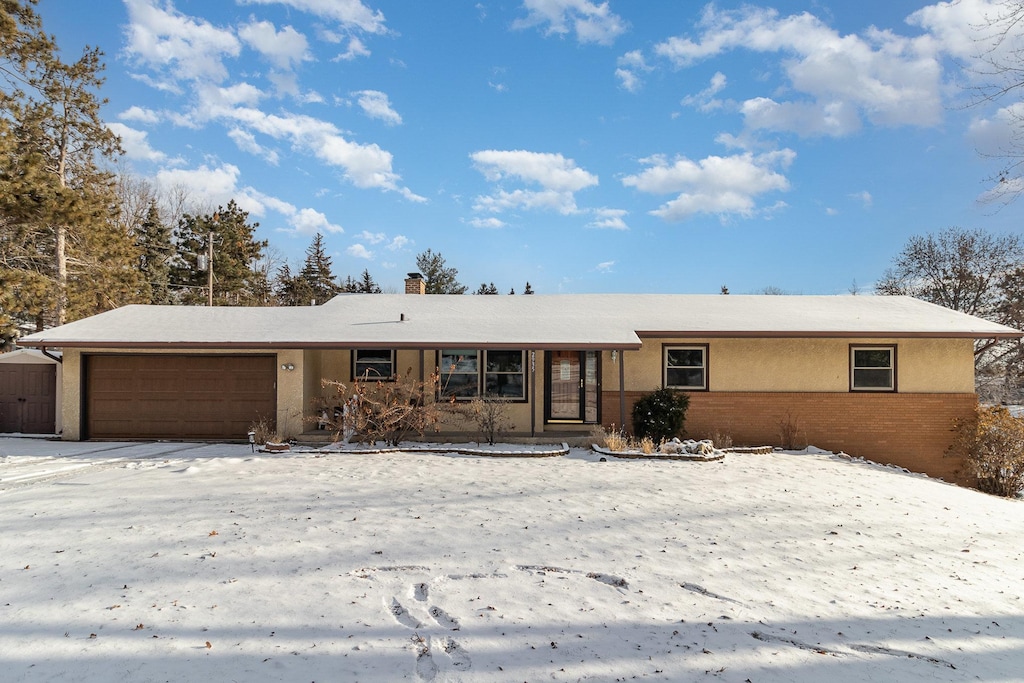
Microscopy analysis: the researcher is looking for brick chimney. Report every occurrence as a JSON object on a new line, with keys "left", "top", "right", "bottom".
{"left": 405, "top": 272, "right": 425, "bottom": 295}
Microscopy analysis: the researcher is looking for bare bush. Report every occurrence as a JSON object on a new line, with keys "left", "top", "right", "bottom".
{"left": 777, "top": 411, "right": 803, "bottom": 450}
{"left": 248, "top": 415, "right": 278, "bottom": 445}
{"left": 321, "top": 370, "right": 445, "bottom": 447}
{"left": 458, "top": 396, "right": 515, "bottom": 445}
{"left": 948, "top": 405, "right": 1024, "bottom": 497}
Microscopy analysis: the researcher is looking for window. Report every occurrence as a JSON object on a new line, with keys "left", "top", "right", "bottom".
{"left": 485, "top": 350, "right": 525, "bottom": 399}
{"left": 664, "top": 345, "right": 707, "bottom": 390}
{"left": 353, "top": 349, "right": 395, "bottom": 380}
{"left": 851, "top": 346, "right": 895, "bottom": 391}
{"left": 440, "top": 349, "right": 526, "bottom": 400}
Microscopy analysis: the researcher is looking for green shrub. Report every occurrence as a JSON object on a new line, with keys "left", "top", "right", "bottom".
{"left": 631, "top": 388, "right": 689, "bottom": 442}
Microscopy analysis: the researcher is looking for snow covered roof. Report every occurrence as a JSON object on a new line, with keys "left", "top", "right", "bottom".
{"left": 17, "top": 294, "right": 1021, "bottom": 350}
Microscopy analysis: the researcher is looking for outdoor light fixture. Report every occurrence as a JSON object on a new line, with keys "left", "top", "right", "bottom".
{"left": 611, "top": 350, "right": 618, "bottom": 362}
{"left": 281, "top": 363, "right": 295, "bottom": 371}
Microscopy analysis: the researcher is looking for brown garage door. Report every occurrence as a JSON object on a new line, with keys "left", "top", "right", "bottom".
{"left": 0, "top": 364, "right": 56, "bottom": 434}
{"left": 86, "top": 355, "right": 276, "bottom": 439}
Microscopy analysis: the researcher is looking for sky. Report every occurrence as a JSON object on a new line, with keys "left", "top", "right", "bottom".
{"left": 33, "top": 0, "right": 1024, "bottom": 295}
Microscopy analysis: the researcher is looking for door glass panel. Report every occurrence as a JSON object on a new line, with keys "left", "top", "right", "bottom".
{"left": 549, "top": 350, "right": 580, "bottom": 420}
{"left": 584, "top": 351, "right": 598, "bottom": 423}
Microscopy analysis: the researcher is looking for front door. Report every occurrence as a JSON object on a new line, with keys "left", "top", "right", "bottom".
{"left": 0, "top": 364, "right": 56, "bottom": 434}
{"left": 546, "top": 351, "right": 599, "bottom": 423}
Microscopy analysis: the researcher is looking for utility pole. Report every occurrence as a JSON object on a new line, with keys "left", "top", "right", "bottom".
{"left": 207, "top": 230, "right": 214, "bottom": 306}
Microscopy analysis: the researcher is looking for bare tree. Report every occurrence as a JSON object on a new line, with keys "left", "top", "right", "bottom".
{"left": 969, "top": 1, "right": 1024, "bottom": 204}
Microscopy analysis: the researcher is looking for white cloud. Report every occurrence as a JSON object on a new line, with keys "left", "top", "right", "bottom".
{"left": 653, "top": 5, "right": 944, "bottom": 137}
{"left": 352, "top": 90, "right": 402, "bottom": 125}
{"left": 291, "top": 207, "right": 344, "bottom": 235}
{"left": 108, "top": 123, "right": 166, "bottom": 162}
{"left": 118, "top": 105, "right": 161, "bottom": 125}
{"left": 238, "top": 0, "right": 388, "bottom": 34}
{"left": 967, "top": 102, "right": 1024, "bottom": 157}
{"left": 615, "top": 50, "right": 651, "bottom": 92}
{"left": 596, "top": 260, "right": 615, "bottom": 272}
{"left": 513, "top": 0, "right": 627, "bottom": 45}
{"left": 387, "top": 235, "right": 410, "bottom": 250}
{"left": 849, "top": 190, "right": 873, "bottom": 208}
{"left": 681, "top": 71, "right": 727, "bottom": 112}
{"left": 154, "top": 163, "right": 242, "bottom": 201}
{"left": 357, "top": 230, "right": 387, "bottom": 244}
{"left": 224, "top": 107, "right": 424, "bottom": 200}
{"left": 123, "top": 0, "right": 241, "bottom": 84}
{"left": 228, "top": 128, "right": 280, "bottom": 164}
{"left": 347, "top": 244, "right": 373, "bottom": 259}
{"left": 472, "top": 150, "right": 598, "bottom": 192}
{"left": 622, "top": 149, "right": 795, "bottom": 222}
{"left": 468, "top": 217, "right": 508, "bottom": 229}
{"left": 586, "top": 207, "right": 628, "bottom": 230}
{"left": 238, "top": 19, "right": 311, "bottom": 70}
{"left": 471, "top": 150, "right": 599, "bottom": 217}
{"left": 333, "top": 36, "right": 371, "bottom": 61}
{"left": 825, "top": 207, "right": 839, "bottom": 216}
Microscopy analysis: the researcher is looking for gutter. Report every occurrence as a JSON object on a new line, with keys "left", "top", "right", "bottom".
{"left": 40, "top": 346, "right": 62, "bottom": 364}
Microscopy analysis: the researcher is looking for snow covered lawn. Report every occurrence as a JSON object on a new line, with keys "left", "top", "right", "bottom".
{"left": 1, "top": 437, "right": 1022, "bottom": 682}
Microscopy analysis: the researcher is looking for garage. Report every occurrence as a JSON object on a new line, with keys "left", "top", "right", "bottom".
{"left": 85, "top": 355, "right": 276, "bottom": 440}
{"left": 0, "top": 350, "right": 58, "bottom": 434}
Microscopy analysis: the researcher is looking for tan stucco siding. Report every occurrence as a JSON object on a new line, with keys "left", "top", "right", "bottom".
{"left": 61, "top": 349, "right": 82, "bottom": 440}
{"left": 604, "top": 337, "right": 975, "bottom": 393}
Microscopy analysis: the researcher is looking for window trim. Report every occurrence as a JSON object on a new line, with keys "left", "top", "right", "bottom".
{"left": 663, "top": 344, "right": 709, "bottom": 391}
{"left": 438, "top": 349, "right": 528, "bottom": 402}
{"left": 849, "top": 344, "right": 897, "bottom": 392}
{"left": 352, "top": 349, "right": 396, "bottom": 382}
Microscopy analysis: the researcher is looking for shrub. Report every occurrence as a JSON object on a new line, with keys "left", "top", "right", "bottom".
{"left": 460, "top": 396, "right": 515, "bottom": 445}
{"left": 777, "top": 411, "right": 804, "bottom": 450}
{"left": 948, "top": 404, "right": 1024, "bottom": 497}
{"left": 631, "top": 388, "right": 689, "bottom": 442}
{"left": 320, "top": 370, "right": 445, "bottom": 447}
{"left": 248, "top": 415, "right": 278, "bottom": 445}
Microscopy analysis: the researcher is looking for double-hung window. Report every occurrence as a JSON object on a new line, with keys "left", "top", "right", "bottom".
{"left": 664, "top": 345, "right": 708, "bottom": 390}
{"left": 353, "top": 349, "right": 395, "bottom": 381}
{"left": 850, "top": 346, "right": 895, "bottom": 391}
{"left": 440, "top": 349, "right": 526, "bottom": 400}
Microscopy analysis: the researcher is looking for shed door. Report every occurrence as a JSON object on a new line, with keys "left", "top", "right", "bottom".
{"left": 0, "top": 364, "right": 56, "bottom": 434}
{"left": 85, "top": 355, "right": 276, "bottom": 439}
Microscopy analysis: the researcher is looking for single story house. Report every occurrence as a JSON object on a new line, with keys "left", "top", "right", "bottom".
{"left": 18, "top": 275, "right": 1022, "bottom": 483}
{"left": 0, "top": 347, "right": 62, "bottom": 435}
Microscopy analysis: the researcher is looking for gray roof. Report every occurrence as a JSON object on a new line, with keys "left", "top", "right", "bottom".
{"left": 18, "top": 294, "right": 1022, "bottom": 350}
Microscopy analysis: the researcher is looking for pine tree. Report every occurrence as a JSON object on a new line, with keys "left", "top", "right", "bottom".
{"left": 0, "top": 0, "right": 136, "bottom": 325}
{"left": 273, "top": 263, "right": 312, "bottom": 306}
{"left": 474, "top": 282, "right": 498, "bottom": 295}
{"left": 356, "top": 268, "right": 381, "bottom": 293}
{"left": 171, "top": 200, "right": 269, "bottom": 305}
{"left": 523, "top": 281, "right": 534, "bottom": 294}
{"left": 415, "top": 248, "right": 467, "bottom": 294}
{"left": 298, "top": 233, "right": 341, "bottom": 304}
{"left": 136, "top": 201, "right": 174, "bottom": 304}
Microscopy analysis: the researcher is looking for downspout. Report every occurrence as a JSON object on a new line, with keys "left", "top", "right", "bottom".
{"left": 618, "top": 349, "right": 626, "bottom": 430}
{"left": 530, "top": 351, "right": 536, "bottom": 438}
{"left": 41, "top": 347, "right": 63, "bottom": 364}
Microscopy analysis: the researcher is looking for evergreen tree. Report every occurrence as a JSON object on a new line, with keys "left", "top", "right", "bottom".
{"left": 356, "top": 268, "right": 381, "bottom": 293}
{"left": 508, "top": 287, "right": 515, "bottom": 295}
{"left": 415, "top": 248, "right": 467, "bottom": 294}
{"left": 136, "top": 201, "right": 174, "bottom": 304}
{"left": 171, "top": 201, "right": 269, "bottom": 305}
{"left": 0, "top": 0, "right": 138, "bottom": 325}
{"left": 523, "top": 281, "right": 534, "bottom": 294}
{"left": 339, "top": 274, "right": 359, "bottom": 293}
{"left": 474, "top": 282, "right": 498, "bottom": 295}
{"left": 298, "top": 233, "right": 340, "bottom": 304}
{"left": 273, "top": 263, "right": 312, "bottom": 306}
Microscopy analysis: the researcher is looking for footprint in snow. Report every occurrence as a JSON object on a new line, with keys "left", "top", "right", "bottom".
{"left": 390, "top": 598, "right": 423, "bottom": 629}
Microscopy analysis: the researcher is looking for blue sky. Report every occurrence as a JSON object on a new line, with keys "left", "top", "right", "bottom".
{"left": 36, "top": 0, "right": 1024, "bottom": 294}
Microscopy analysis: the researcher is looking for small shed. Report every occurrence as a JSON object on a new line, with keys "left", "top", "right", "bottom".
{"left": 0, "top": 348, "right": 62, "bottom": 434}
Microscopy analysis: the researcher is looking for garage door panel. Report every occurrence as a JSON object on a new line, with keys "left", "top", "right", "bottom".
{"left": 86, "top": 355, "right": 276, "bottom": 439}
{"left": 0, "top": 364, "right": 55, "bottom": 434}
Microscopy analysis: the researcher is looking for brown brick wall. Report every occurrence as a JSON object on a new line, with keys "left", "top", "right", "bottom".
{"left": 602, "top": 390, "right": 977, "bottom": 484}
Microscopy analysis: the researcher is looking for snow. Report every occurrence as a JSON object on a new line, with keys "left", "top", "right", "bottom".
{"left": 1, "top": 437, "right": 1023, "bottom": 682}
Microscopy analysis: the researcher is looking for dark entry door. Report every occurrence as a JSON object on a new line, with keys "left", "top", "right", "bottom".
{"left": 546, "top": 351, "right": 599, "bottom": 423}
{"left": 0, "top": 364, "right": 56, "bottom": 434}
